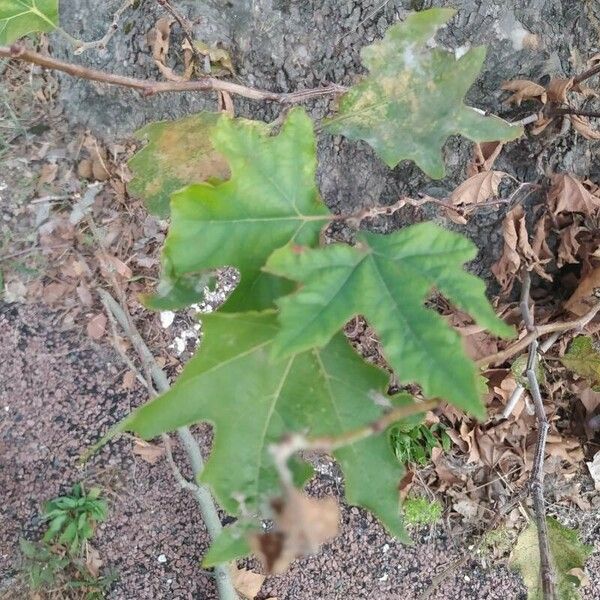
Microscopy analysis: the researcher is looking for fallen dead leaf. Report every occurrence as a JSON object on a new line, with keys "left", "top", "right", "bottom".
{"left": 546, "top": 77, "right": 574, "bottom": 104}
{"left": 86, "top": 313, "right": 107, "bottom": 339}
{"left": 230, "top": 566, "right": 265, "bottom": 599}
{"left": 132, "top": 438, "right": 165, "bottom": 464}
{"left": 586, "top": 451, "right": 600, "bottom": 491}
{"left": 501, "top": 79, "right": 547, "bottom": 106}
{"left": 122, "top": 370, "right": 137, "bottom": 390}
{"left": 468, "top": 141, "right": 505, "bottom": 176}
{"left": 148, "top": 16, "right": 174, "bottom": 63}
{"left": 564, "top": 265, "right": 600, "bottom": 316}
{"left": 76, "top": 283, "right": 93, "bottom": 306}
{"left": 85, "top": 545, "right": 103, "bottom": 578}
{"left": 450, "top": 171, "right": 506, "bottom": 206}
{"left": 549, "top": 173, "right": 600, "bottom": 216}
{"left": 491, "top": 204, "right": 551, "bottom": 292}
{"left": 557, "top": 224, "right": 584, "bottom": 267}
{"left": 250, "top": 489, "right": 340, "bottom": 575}
{"left": 453, "top": 498, "right": 479, "bottom": 519}
{"left": 570, "top": 115, "right": 600, "bottom": 140}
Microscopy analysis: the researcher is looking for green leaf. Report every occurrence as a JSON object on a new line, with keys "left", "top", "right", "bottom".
{"left": 202, "top": 523, "right": 254, "bottom": 567}
{"left": 510, "top": 517, "right": 593, "bottom": 600}
{"left": 0, "top": 0, "right": 58, "bottom": 44}
{"left": 149, "top": 108, "right": 330, "bottom": 312}
{"left": 561, "top": 335, "right": 600, "bottom": 391}
{"left": 128, "top": 112, "right": 229, "bottom": 217}
{"left": 122, "top": 311, "right": 416, "bottom": 540}
{"left": 323, "top": 8, "right": 523, "bottom": 178}
{"left": 264, "top": 222, "right": 513, "bottom": 418}
{"left": 42, "top": 514, "right": 67, "bottom": 542}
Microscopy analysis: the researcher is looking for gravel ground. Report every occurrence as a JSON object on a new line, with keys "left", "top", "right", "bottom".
{"left": 1, "top": 302, "right": 599, "bottom": 599}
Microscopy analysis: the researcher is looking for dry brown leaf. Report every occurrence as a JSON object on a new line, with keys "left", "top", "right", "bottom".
{"left": 154, "top": 60, "right": 185, "bottom": 82}
{"left": 229, "top": 566, "right": 265, "bottom": 600}
{"left": 101, "top": 254, "right": 133, "bottom": 279}
{"left": 148, "top": 16, "right": 174, "bottom": 63}
{"left": 549, "top": 173, "right": 600, "bottom": 216}
{"left": 530, "top": 115, "right": 554, "bottom": 135}
{"left": 38, "top": 162, "right": 58, "bottom": 185}
{"left": 468, "top": 141, "right": 505, "bottom": 176}
{"left": 132, "top": 438, "right": 165, "bottom": 464}
{"left": 579, "top": 387, "right": 600, "bottom": 414}
{"left": 122, "top": 370, "right": 137, "bottom": 390}
{"left": 180, "top": 39, "right": 195, "bottom": 80}
{"left": 572, "top": 83, "right": 599, "bottom": 99}
{"left": 218, "top": 90, "right": 235, "bottom": 116}
{"left": 586, "top": 451, "right": 600, "bottom": 491}
{"left": 87, "top": 313, "right": 107, "bottom": 339}
{"left": 250, "top": 489, "right": 339, "bottom": 575}
{"left": 564, "top": 265, "right": 600, "bottom": 316}
{"left": 453, "top": 498, "right": 479, "bottom": 519}
{"left": 85, "top": 545, "right": 103, "bottom": 578}
{"left": 546, "top": 77, "right": 574, "bottom": 104}
{"left": 491, "top": 204, "right": 551, "bottom": 292}
{"left": 570, "top": 115, "right": 600, "bottom": 140}
{"left": 557, "top": 224, "right": 585, "bottom": 267}
{"left": 76, "top": 283, "right": 93, "bottom": 306}
{"left": 501, "top": 79, "right": 547, "bottom": 106}
{"left": 450, "top": 171, "right": 506, "bottom": 206}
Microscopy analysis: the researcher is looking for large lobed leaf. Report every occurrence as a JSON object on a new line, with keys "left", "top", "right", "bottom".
{"left": 128, "top": 112, "right": 229, "bottom": 217}
{"left": 265, "top": 222, "right": 513, "bottom": 418}
{"left": 123, "top": 310, "right": 412, "bottom": 541}
{"left": 510, "top": 517, "right": 592, "bottom": 600}
{"left": 148, "top": 108, "right": 330, "bottom": 312}
{"left": 324, "top": 8, "right": 523, "bottom": 178}
{"left": 0, "top": 0, "right": 58, "bottom": 44}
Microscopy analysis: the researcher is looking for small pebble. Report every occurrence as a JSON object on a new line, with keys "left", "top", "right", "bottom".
{"left": 157, "top": 554, "right": 167, "bottom": 564}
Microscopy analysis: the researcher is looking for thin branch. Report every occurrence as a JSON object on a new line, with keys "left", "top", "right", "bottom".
{"left": 97, "top": 289, "right": 239, "bottom": 600}
{"left": 548, "top": 107, "right": 600, "bottom": 119}
{"left": 73, "top": 0, "right": 134, "bottom": 55}
{"left": 477, "top": 303, "right": 600, "bottom": 368}
{"left": 0, "top": 44, "right": 346, "bottom": 103}
{"left": 573, "top": 62, "right": 600, "bottom": 85}
{"left": 520, "top": 271, "right": 556, "bottom": 600}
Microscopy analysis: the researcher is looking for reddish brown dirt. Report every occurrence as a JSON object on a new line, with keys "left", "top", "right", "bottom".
{"left": 1, "top": 301, "right": 597, "bottom": 600}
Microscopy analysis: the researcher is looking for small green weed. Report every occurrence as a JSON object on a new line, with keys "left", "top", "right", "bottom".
{"left": 42, "top": 483, "right": 108, "bottom": 555}
{"left": 16, "top": 484, "right": 114, "bottom": 599}
{"left": 18, "top": 538, "right": 69, "bottom": 590}
{"left": 390, "top": 422, "right": 452, "bottom": 466}
{"left": 403, "top": 497, "right": 443, "bottom": 526}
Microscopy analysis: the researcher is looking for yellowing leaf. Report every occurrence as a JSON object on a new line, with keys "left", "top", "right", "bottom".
{"left": 450, "top": 171, "right": 506, "bottom": 206}
{"left": 324, "top": 8, "right": 522, "bottom": 178}
{"left": 128, "top": 112, "right": 229, "bottom": 216}
{"left": 265, "top": 222, "right": 513, "bottom": 418}
{"left": 561, "top": 336, "right": 600, "bottom": 390}
{"left": 194, "top": 40, "right": 235, "bottom": 74}
{"left": 0, "top": 0, "right": 58, "bottom": 44}
{"left": 509, "top": 517, "right": 592, "bottom": 600}
{"left": 147, "top": 108, "right": 330, "bottom": 312}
